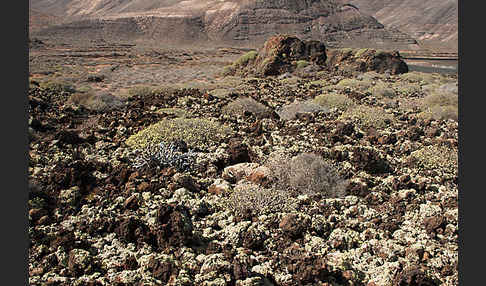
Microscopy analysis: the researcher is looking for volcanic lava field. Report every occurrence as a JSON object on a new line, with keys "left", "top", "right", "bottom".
{"left": 28, "top": 36, "right": 458, "bottom": 286}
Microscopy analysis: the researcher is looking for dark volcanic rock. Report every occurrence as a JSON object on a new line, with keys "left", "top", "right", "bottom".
{"left": 252, "top": 35, "right": 327, "bottom": 76}
{"left": 154, "top": 203, "right": 193, "bottom": 250}
{"left": 326, "top": 48, "right": 408, "bottom": 74}
{"left": 147, "top": 257, "right": 177, "bottom": 283}
{"left": 393, "top": 266, "right": 439, "bottom": 286}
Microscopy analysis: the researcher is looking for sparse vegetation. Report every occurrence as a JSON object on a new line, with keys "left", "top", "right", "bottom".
{"left": 266, "top": 152, "right": 347, "bottom": 198}
{"left": 125, "top": 118, "right": 232, "bottom": 149}
{"left": 296, "top": 60, "right": 310, "bottom": 69}
{"left": 234, "top": 51, "right": 258, "bottom": 67}
{"left": 222, "top": 97, "right": 270, "bottom": 118}
{"left": 224, "top": 182, "right": 296, "bottom": 218}
{"left": 409, "top": 145, "right": 458, "bottom": 172}
{"left": 314, "top": 93, "right": 355, "bottom": 111}
{"left": 156, "top": 107, "right": 190, "bottom": 118}
{"left": 127, "top": 85, "right": 155, "bottom": 98}
{"left": 129, "top": 141, "right": 197, "bottom": 172}
{"left": 418, "top": 91, "right": 458, "bottom": 121}
{"left": 392, "top": 81, "right": 422, "bottom": 95}
{"left": 336, "top": 78, "right": 373, "bottom": 91}
{"left": 39, "top": 80, "right": 75, "bottom": 93}
{"left": 369, "top": 82, "right": 396, "bottom": 98}
{"left": 339, "top": 105, "right": 394, "bottom": 130}
{"left": 277, "top": 100, "right": 328, "bottom": 121}
{"left": 354, "top": 48, "right": 369, "bottom": 58}
{"left": 399, "top": 71, "right": 436, "bottom": 84}
{"left": 68, "top": 92, "right": 125, "bottom": 111}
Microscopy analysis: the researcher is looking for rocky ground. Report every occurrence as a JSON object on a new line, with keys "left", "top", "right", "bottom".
{"left": 28, "top": 37, "right": 458, "bottom": 286}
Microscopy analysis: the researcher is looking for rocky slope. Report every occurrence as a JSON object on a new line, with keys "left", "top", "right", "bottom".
{"left": 29, "top": 0, "right": 419, "bottom": 49}
{"left": 348, "top": 0, "right": 458, "bottom": 51}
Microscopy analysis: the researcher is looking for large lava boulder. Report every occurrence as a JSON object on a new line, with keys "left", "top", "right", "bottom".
{"left": 254, "top": 34, "right": 327, "bottom": 76}
{"left": 326, "top": 48, "right": 408, "bottom": 74}
{"left": 227, "top": 34, "right": 327, "bottom": 77}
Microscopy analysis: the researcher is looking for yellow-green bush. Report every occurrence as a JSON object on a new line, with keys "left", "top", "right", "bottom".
{"left": 409, "top": 145, "right": 457, "bottom": 173}
{"left": 296, "top": 60, "right": 310, "bottom": 69}
{"left": 338, "top": 105, "right": 394, "bottom": 130}
{"left": 314, "top": 93, "right": 355, "bottom": 111}
{"left": 335, "top": 78, "right": 373, "bottom": 91}
{"left": 392, "top": 81, "right": 422, "bottom": 95}
{"left": 234, "top": 51, "right": 258, "bottom": 67}
{"left": 125, "top": 118, "right": 232, "bottom": 149}
{"left": 369, "top": 82, "right": 396, "bottom": 98}
{"left": 354, "top": 48, "right": 369, "bottom": 58}
{"left": 399, "top": 71, "right": 436, "bottom": 84}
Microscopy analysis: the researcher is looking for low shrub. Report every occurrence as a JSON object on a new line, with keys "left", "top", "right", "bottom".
{"left": 354, "top": 48, "right": 369, "bottom": 58}
{"left": 409, "top": 145, "right": 458, "bottom": 173}
{"left": 335, "top": 78, "right": 373, "bottom": 91}
{"left": 39, "top": 80, "right": 75, "bottom": 93}
{"left": 369, "top": 82, "right": 396, "bottom": 98}
{"left": 128, "top": 85, "right": 155, "bottom": 98}
{"left": 296, "top": 60, "right": 310, "bottom": 69}
{"left": 222, "top": 65, "right": 236, "bottom": 76}
{"left": 222, "top": 97, "right": 270, "bottom": 118}
{"left": 224, "top": 182, "right": 296, "bottom": 218}
{"left": 125, "top": 118, "right": 232, "bottom": 149}
{"left": 265, "top": 152, "right": 347, "bottom": 198}
{"left": 234, "top": 51, "right": 258, "bottom": 67}
{"left": 392, "top": 81, "right": 422, "bottom": 95}
{"left": 418, "top": 91, "right": 458, "bottom": 121}
{"left": 338, "top": 105, "right": 394, "bottom": 130}
{"left": 68, "top": 92, "right": 124, "bottom": 111}
{"left": 277, "top": 100, "right": 328, "bottom": 121}
{"left": 314, "top": 93, "right": 355, "bottom": 111}
{"left": 399, "top": 71, "right": 436, "bottom": 84}
{"left": 129, "top": 141, "right": 197, "bottom": 172}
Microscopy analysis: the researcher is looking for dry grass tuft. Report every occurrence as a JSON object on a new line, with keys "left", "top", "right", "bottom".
{"left": 314, "top": 93, "right": 355, "bottom": 111}
{"left": 222, "top": 97, "right": 270, "bottom": 118}
{"left": 265, "top": 152, "right": 347, "bottom": 198}
{"left": 339, "top": 105, "right": 394, "bottom": 130}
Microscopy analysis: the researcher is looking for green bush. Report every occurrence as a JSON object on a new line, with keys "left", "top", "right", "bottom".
{"left": 399, "top": 71, "right": 436, "bottom": 84}
{"left": 338, "top": 105, "right": 394, "bottom": 130}
{"left": 234, "top": 51, "right": 258, "bottom": 67}
{"left": 296, "top": 60, "right": 310, "bottom": 69}
{"left": 125, "top": 118, "right": 232, "bottom": 149}
{"left": 314, "top": 93, "right": 355, "bottom": 111}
